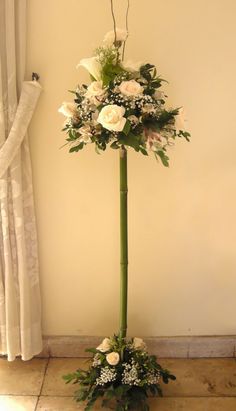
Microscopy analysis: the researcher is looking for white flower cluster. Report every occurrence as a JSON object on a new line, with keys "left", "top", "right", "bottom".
{"left": 96, "top": 45, "right": 118, "bottom": 66}
{"left": 122, "top": 359, "right": 141, "bottom": 386}
{"left": 104, "top": 91, "right": 156, "bottom": 112}
{"left": 96, "top": 366, "right": 117, "bottom": 386}
{"left": 146, "top": 370, "right": 161, "bottom": 385}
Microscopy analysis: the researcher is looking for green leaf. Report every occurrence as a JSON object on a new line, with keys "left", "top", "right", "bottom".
{"left": 95, "top": 145, "right": 101, "bottom": 155}
{"left": 178, "top": 130, "right": 191, "bottom": 142}
{"left": 101, "top": 62, "right": 124, "bottom": 86}
{"left": 110, "top": 141, "right": 120, "bottom": 149}
{"left": 68, "top": 129, "right": 78, "bottom": 140}
{"left": 119, "top": 132, "right": 141, "bottom": 151}
{"left": 142, "top": 118, "right": 160, "bottom": 132}
{"left": 156, "top": 150, "right": 169, "bottom": 167}
{"left": 69, "top": 143, "right": 84, "bottom": 153}
{"left": 139, "top": 146, "right": 148, "bottom": 156}
{"left": 169, "top": 374, "right": 177, "bottom": 381}
{"left": 151, "top": 80, "right": 162, "bottom": 88}
{"left": 123, "top": 120, "right": 131, "bottom": 136}
{"left": 114, "top": 384, "right": 130, "bottom": 397}
{"left": 157, "top": 108, "right": 179, "bottom": 128}
{"left": 62, "top": 373, "right": 76, "bottom": 383}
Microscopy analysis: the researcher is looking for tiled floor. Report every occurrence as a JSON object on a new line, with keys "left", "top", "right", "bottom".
{"left": 0, "top": 357, "right": 236, "bottom": 410}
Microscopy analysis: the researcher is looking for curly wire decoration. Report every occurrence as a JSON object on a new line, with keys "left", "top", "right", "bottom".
{"left": 110, "top": 0, "right": 117, "bottom": 43}
{"left": 122, "top": 0, "right": 130, "bottom": 61}
{"left": 110, "top": 0, "right": 130, "bottom": 61}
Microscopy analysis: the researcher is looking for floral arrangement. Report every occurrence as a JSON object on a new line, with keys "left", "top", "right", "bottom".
{"left": 59, "top": 28, "right": 190, "bottom": 166}
{"left": 59, "top": 13, "right": 190, "bottom": 410}
{"left": 63, "top": 335, "right": 175, "bottom": 411}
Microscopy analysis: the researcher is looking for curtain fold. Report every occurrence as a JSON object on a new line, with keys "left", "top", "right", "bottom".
{"left": 0, "top": 0, "right": 42, "bottom": 361}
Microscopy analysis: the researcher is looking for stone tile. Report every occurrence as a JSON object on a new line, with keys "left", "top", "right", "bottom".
{"left": 36, "top": 396, "right": 83, "bottom": 410}
{"left": 0, "top": 395, "right": 37, "bottom": 411}
{"left": 36, "top": 396, "right": 236, "bottom": 410}
{"left": 41, "top": 358, "right": 236, "bottom": 398}
{"left": 37, "top": 396, "right": 108, "bottom": 410}
{"left": 41, "top": 358, "right": 88, "bottom": 396}
{"left": 158, "top": 358, "right": 236, "bottom": 397}
{"left": 149, "top": 397, "right": 236, "bottom": 410}
{"left": 0, "top": 358, "right": 47, "bottom": 395}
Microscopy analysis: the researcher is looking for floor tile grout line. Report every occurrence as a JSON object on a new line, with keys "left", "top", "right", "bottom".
{"left": 33, "top": 394, "right": 236, "bottom": 398}
{"left": 34, "top": 357, "right": 50, "bottom": 411}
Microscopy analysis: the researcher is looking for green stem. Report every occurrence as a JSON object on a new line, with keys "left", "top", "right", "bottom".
{"left": 119, "top": 147, "right": 128, "bottom": 339}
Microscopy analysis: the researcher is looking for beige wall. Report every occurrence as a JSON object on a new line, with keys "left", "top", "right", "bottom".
{"left": 26, "top": 0, "right": 236, "bottom": 337}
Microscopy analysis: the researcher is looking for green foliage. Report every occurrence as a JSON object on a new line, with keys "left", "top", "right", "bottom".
{"left": 156, "top": 108, "right": 179, "bottom": 128}
{"left": 118, "top": 132, "right": 141, "bottom": 152}
{"left": 96, "top": 46, "right": 125, "bottom": 86}
{"left": 101, "top": 62, "right": 124, "bottom": 87}
{"left": 123, "top": 120, "right": 131, "bottom": 136}
{"left": 155, "top": 150, "right": 169, "bottom": 167}
{"left": 69, "top": 142, "right": 84, "bottom": 153}
{"left": 140, "top": 64, "right": 166, "bottom": 96}
{"left": 178, "top": 129, "right": 191, "bottom": 142}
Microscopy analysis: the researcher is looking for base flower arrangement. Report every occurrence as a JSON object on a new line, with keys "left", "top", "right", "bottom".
{"left": 59, "top": 2, "right": 190, "bottom": 408}
{"left": 63, "top": 336, "right": 175, "bottom": 410}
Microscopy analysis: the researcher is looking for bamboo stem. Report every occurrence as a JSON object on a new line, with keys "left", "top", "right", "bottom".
{"left": 119, "top": 147, "right": 128, "bottom": 339}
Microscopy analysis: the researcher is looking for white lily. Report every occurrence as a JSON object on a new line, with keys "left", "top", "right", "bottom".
{"left": 77, "top": 57, "right": 102, "bottom": 81}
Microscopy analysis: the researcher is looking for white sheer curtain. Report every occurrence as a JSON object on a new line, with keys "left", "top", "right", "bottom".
{"left": 0, "top": 0, "right": 42, "bottom": 360}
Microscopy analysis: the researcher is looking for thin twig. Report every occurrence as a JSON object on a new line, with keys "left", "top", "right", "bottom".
{"left": 110, "top": 0, "right": 117, "bottom": 43}
{"left": 122, "top": 0, "right": 130, "bottom": 61}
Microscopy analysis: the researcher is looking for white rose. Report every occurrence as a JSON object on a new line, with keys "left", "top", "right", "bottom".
{"left": 133, "top": 337, "right": 147, "bottom": 350}
{"left": 119, "top": 80, "right": 144, "bottom": 97}
{"left": 175, "top": 108, "right": 187, "bottom": 132}
{"left": 96, "top": 337, "right": 111, "bottom": 353}
{"left": 106, "top": 352, "right": 120, "bottom": 366}
{"left": 58, "top": 102, "right": 78, "bottom": 118}
{"left": 128, "top": 115, "right": 139, "bottom": 125}
{"left": 154, "top": 90, "right": 165, "bottom": 100}
{"left": 77, "top": 57, "right": 102, "bottom": 81}
{"left": 122, "top": 60, "right": 143, "bottom": 72}
{"left": 85, "top": 81, "right": 106, "bottom": 98}
{"left": 103, "top": 28, "right": 128, "bottom": 45}
{"left": 85, "top": 81, "right": 107, "bottom": 106}
{"left": 97, "top": 104, "right": 126, "bottom": 132}
{"left": 142, "top": 104, "right": 156, "bottom": 114}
